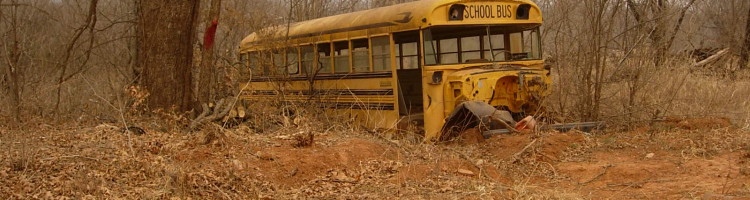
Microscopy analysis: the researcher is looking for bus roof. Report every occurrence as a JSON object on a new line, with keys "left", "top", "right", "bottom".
{"left": 240, "top": 0, "right": 541, "bottom": 51}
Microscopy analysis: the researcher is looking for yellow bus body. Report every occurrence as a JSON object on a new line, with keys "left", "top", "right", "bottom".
{"left": 238, "top": 0, "right": 550, "bottom": 142}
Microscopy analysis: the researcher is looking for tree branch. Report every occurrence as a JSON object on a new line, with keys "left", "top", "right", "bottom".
{"left": 665, "top": 0, "right": 698, "bottom": 53}
{"left": 54, "top": 0, "right": 99, "bottom": 113}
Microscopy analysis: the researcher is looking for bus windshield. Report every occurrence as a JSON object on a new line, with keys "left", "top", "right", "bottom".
{"left": 423, "top": 25, "right": 541, "bottom": 66}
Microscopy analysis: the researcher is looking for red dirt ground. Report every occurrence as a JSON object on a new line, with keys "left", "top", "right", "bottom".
{"left": 1, "top": 119, "right": 749, "bottom": 199}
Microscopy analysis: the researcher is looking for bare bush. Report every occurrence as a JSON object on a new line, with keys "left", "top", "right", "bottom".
{"left": 541, "top": 0, "right": 750, "bottom": 128}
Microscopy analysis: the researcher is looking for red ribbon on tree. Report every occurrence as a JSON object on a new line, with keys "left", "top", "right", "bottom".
{"left": 203, "top": 19, "right": 219, "bottom": 50}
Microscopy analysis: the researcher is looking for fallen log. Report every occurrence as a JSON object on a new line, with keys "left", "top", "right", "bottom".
{"left": 692, "top": 48, "right": 729, "bottom": 68}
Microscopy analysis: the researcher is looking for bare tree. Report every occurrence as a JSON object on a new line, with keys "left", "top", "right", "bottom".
{"left": 741, "top": 5, "right": 750, "bottom": 69}
{"left": 197, "top": 0, "right": 223, "bottom": 108}
{"left": 137, "top": 0, "right": 200, "bottom": 112}
{"left": 625, "top": 0, "right": 697, "bottom": 66}
{"left": 1, "top": 0, "right": 21, "bottom": 123}
{"left": 53, "top": 0, "right": 99, "bottom": 114}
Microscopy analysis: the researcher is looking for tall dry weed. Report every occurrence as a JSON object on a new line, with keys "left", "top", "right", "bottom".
{"left": 549, "top": 52, "right": 750, "bottom": 130}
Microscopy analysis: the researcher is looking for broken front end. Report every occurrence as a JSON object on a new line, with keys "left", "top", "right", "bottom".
{"left": 422, "top": 65, "right": 551, "bottom": 142}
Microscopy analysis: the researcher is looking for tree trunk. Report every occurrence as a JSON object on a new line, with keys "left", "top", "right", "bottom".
{"left": 133, "top": 0, "right": 142, "bottom": 85}
{"left": 741, "top": 4, "right": 750, "bottom": 69}
{"left": 3, "top": 0, "right": 21, "bottom": 123}
{"left": 626, "top": 0, "right": 693, "bottom": 67}
{"left": 197, "top": 0, "right": 222, "bottom": 107}
{"left": 651, "top": 0, "right": 666, "bottom": 67}
{"left": 137, "top": 0, "right": 200, "bottom": 112}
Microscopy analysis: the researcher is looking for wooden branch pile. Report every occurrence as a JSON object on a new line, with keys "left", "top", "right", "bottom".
{"left": 692, "top": 48, "right": 729, "bottom": 68}
{"left": 189, "top": 98, "right": 234, "bottom": 129}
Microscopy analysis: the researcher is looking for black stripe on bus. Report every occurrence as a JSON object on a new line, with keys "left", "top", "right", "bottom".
{"left": 316, "top": 102, "right": 396, "bottom": 111}
{"left": 273, "top": 101, "right": 395, "bottom": 111}
{"left": 469, "top": 68, "right": 544, "bottom": 75}
{"left": 249, "top": 72, "right": 393, "bottom": 82}
{"left": 246, "top": 89, "right": 394, "bottom": 96}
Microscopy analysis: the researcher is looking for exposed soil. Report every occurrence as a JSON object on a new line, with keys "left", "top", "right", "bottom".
{"left": 1, "top": 118, "right": 749, "bottom": 199}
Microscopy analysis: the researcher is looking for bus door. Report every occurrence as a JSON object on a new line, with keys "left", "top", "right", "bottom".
{"left": 394, "top": 31, "right": 424, "bottom": 116}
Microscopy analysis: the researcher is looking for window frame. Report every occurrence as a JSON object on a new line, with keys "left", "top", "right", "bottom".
{"left": 316, "top": 42, "right": 333, "bottom": 74}
{"left": 333, "top": 40, "right": 350, "bottom": 74}
{"left": 299, "top": 44, "right": 315, "bottom": 76}
{"left": 370, "top": 35, "right": 392, "bottom": 72}
{"left": 423, "top": 26, "right": 544, "bottom": 66}
{"left": 285, "top": 47, "right": 300, "bottom": 75}
{"left": 394, "top": 31, "right": 421, "bottom": 70}
{"left": 460, "top": 36, "right": 482, "bottom": 63}
{"left": 243, "top": 34, "right": 401, "bottom": 77}
{"left": 438, "top": 38, "right": 459, "bottom": 64}
{"left": 351, "top": 38, "right": 371, "bottom": 73}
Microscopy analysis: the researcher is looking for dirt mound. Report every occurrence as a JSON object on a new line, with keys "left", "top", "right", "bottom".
{"left": 557, "top": 152, "right": 750, "bottom": 199}
{"left": 660, "top": 116, "right": 733, "bottom": 130}
{"left": 454, "top": 128, "right": 485, "bottom": 145}
{"left": 484, "top": 132, "right": 586, "bottom": 161}
{"left": 250, "top": 138, "right": 394, "bottom": 187}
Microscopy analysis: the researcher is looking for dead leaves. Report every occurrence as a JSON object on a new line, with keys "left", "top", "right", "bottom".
{"left": 292, "top": 132, "right": 314, "bottom": 148}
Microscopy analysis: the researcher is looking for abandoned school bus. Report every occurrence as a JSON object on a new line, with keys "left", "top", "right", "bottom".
{"left": 238, "top": 0, "right": 550, "bottom": 142}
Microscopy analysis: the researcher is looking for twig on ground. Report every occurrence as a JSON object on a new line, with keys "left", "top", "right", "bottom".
{"left": 43, "top": 155, "right": 100, "bottom": 162}
{"left": 606, "top": 178, "right": 675, "bottom": 188}
{"left": 581, "top": 164, "right": 613, "bottom": 184}
{"left": 512, "top": 139, "right": 538, "bottom": 162}
{"left": 211, "top": 182, "right": 233, "bottom": 200}
{"left": 542, "top": 161, "right": 558, "bottom": 177}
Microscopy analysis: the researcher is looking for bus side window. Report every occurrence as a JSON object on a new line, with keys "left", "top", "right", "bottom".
{"left": 400, "top": 42, "right": 419, "bottom": 69}
{"left": 423, "top": 29, "right": 438, "bottom": 65}
{"left": 239, "top": 53, "right": 248, "bottom": 77}
{"left": 334, "top": 41, "right": 350, "bottom": 73}
{"left": 259, "top": 51, "right": 270, "bottom": 76}
{"left": 300, "top": 45, "right": 314, "bottom": 75}
{"left": 286, "top": 47, "right": 299, "bottom": 74}
{"left": 395, "top": 31, "right": 420, "bottom": 70}
{"left": 247, "top": 52, "right": 261, "bottom": 76}
{"left": 317, "top": 43, "right": 332, "bottom": 74}
{"left": 352, "top": 39, "right": 369, "bottom": 72}
{"left": 371, "top": 36, "right": 391, "bottom": 72}
{"left": 272, "top": 50, "right": 284, "bottom": 76}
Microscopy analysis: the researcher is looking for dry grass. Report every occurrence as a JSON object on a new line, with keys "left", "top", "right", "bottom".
{"left": 549, "top": 55, "right": 750, "bottom": 131}
{"left": 1, "top": 109, "right": 750, "bottom": 199}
